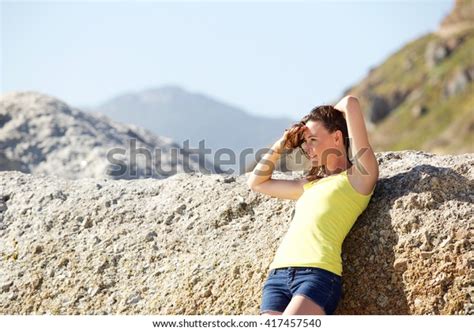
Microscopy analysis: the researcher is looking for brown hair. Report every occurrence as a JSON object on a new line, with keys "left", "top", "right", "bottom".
{"left": 285, "top": 105, "right": 352, "bottom": 182}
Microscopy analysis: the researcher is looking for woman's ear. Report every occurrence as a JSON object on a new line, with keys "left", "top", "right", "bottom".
{"left": 334, "top": 130, "right": 343, "bottom": 146}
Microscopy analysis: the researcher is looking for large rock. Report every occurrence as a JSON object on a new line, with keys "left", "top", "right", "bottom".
{"left": 366, "top": 90, "right": 410, "bottom": 124}
{"left": 0, "top": 151, "right": 472, "bottom": 314}
{"left": 443, "top": 65, "right": 474, "bottom": 99}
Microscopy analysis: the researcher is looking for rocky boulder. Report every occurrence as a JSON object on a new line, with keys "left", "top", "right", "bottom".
{"left": 0, "top": 151, "right": 472, "bottom": 314}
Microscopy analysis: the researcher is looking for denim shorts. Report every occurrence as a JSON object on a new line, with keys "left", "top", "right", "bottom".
{"left": 259, "top": 266, "right": 342, "bottom": 315}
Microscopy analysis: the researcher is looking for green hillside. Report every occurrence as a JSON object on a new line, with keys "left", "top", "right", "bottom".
{"left": 346, "top": 0, "right": 474, "bottom": 154}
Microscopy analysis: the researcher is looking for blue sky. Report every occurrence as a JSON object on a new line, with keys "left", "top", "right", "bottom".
{"left": 1, "top": 0, "right": 454, "bottom": 120}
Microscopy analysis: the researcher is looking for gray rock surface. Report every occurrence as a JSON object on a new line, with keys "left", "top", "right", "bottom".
{"left": 0, "top": 151, "right": 472, "bottom": 314}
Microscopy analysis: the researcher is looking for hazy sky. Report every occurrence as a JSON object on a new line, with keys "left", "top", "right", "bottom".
{"left": 1, "top": 0, "right": 454, "bottom": 120}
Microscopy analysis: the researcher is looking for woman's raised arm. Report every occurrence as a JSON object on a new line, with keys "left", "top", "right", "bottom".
{"left": 334, "top": 95, "right": 379, "bottom": 188}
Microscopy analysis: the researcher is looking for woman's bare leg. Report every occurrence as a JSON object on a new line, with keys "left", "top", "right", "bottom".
{"left": 282, "top": 295, "right": 325, "bottom": 315}
{"left": 260, "top": 310, "right": 283, "bottom": 316}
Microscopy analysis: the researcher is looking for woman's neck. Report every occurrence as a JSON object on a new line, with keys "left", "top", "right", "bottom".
{"left": 324, "top": 158, "right": 351, "bottom": 176}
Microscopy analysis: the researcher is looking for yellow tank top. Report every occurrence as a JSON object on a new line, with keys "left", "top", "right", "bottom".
{"left": 268, "top": 169, "right": 374, "bottom": 276}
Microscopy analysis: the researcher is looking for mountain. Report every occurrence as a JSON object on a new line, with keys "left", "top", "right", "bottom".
{"left": 341, "top": 0, "right": 473, "bottom": 154}
{"left": 0, "top": 91, "right": 219, "bottom": 179}
{"left": 94, "top": 86, "right": 296, "bottom": 173}
{"left": 0, "top": 151, "right": 472, "bottom": 314}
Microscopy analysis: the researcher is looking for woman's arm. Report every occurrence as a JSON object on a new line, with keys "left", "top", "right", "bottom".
{"left": 334, "top": 95, "right": 379, "bottom": 188}
{"left": 246, "top": 126, "right": 309, "bottom": 200}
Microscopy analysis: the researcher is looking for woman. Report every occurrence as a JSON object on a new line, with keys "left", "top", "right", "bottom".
{"left": 247, "top": 95, "right": 379, "bottom": 315}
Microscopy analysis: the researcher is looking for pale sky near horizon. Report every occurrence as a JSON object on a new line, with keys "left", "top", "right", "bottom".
{"left": 1, "top": 0, "right": 454, "bottom": 120}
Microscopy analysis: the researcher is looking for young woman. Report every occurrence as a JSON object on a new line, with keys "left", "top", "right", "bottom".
{"left": 247, "top": 95, "right": 379, "bottom": 315}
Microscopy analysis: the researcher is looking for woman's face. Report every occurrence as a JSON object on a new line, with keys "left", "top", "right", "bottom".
{"left": 302, "top": 120, "right": 340, "bottom": 165}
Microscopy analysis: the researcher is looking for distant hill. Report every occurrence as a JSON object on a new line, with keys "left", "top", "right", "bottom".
{"left": 0, "top": 91, "right": 218, "bottom": 179}
{"left": 94, "top": 86, "right": 297, "bottom": 173}
{"left": 342, "top": 0, "right": 473, "bottom": 154}
{"left": 94, "top": 1, "right": 473, "bottom": 166}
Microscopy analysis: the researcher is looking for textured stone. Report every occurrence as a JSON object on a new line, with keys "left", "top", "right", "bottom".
{"left": 0, "top": 151, "right": 472, "bottom": 315}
